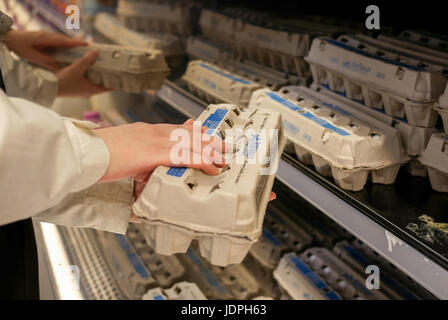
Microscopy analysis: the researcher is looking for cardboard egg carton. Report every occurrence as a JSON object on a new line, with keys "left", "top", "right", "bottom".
{"left": 94, "top": 13, "right": 184, "bottom": 58}
{"left": 313, "top": 85, "right": 439, "bottom": 158}
{"left": 51, "top": 43, "right": 170, "bottom": 93}
{"left": 178, "top": 248, "right": 233, "bottom": 300}
{"left": 435, "top": 84, "right": 448, "bottom": 133}
{"left": 249, "top": 87, "right": 406, "bottom": 191}
{"left": 116, "top": 0, "right": 192, "bottom": 36}
{"left": 352, "top": 34, "right": 448, "bottom": 74}
{"left": 198, "top": 9, "right": 310, "bottom": 77}
{"left": 273, "top": 253, "right": 341, "bottom": 300}
{"left": 142, "top": 282, "right": 207, "bottom": 300}
{"left": 419, "top": 133, "right": 448, "bottom": 192}
{"left": 250, "top": 207, "right": 313, "bottom": 270}
{"left": 305, "top": 37, "right": 447, "bottom": 127}
{"left": 379, "top": 30, "right": 448, "bottom": 62}
{"left": 133, "top": 104, "right": 285, "bottom": 266}
{"left": 125, "top": 224, "right": 186, "bottom": 288}
{"left": 186, "top": 37, "right": 307, "bottom": 91}
{"left": 97, "top": 231, "right": 158, "bottom": 299}
{"left": 186, "top": 36, "right": 235, "bottom": 64}
{"left": 182, "top": 60, "right": 263, "bottom": 107}
{"left": 300, "top": 247, "right": 388, "bottom": 300}
{"left": 209, "top": 259, "right": 262, "bottom": 300}
{"left": 333, "top": 241, "right": 423, "bottom": 300}
{"left": 198, "top": 9, "right": 237, "bottom": 51}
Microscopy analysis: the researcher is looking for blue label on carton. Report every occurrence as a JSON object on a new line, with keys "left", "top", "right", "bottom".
{"left": 166, "top": 108, "right": 228, "bottom": 178}
{"left": 199, "top": 63, "right": 252, "bottom": 84}
{"left": 114, "top": 234, "right": 150, "bottom": 279}
{"left": 266, "top": 92, "right": 350, "bottom": 136}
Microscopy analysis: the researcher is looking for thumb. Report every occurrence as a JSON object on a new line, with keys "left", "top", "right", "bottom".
{"left": 70, "top": 50, "right": 99, "bottom": 74}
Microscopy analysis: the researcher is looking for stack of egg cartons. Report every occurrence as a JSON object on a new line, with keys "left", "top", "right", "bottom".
{"left": 248, "top": 86, "right": 407, "bottom": 191}
{"left": 304, "top": 33, "right": 448, "bottom": 190}
{"left": 93, "top": 13, "right": 185, "bottom": 68}
{"left": 198, "top": 9, "right": 311, "bottom": 80}
{"left": 132, "top": 104, "right": 285, "bottom": 267}
{"left": 116, "top": 0, "right": 193, "bottom": 37}
{"left": 51, "top": 43, "right": 170, "bottom": 93}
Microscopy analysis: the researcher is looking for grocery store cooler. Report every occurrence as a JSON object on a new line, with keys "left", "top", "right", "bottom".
{"left": 2, "top": 0, "right": 447, "bottom": 300}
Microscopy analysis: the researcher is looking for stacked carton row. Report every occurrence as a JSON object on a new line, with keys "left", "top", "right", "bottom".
{"left": 93, "top": 13, "right": 184, "bottom": 68}
{"left": 198, "top": 9, "right": 311, "bottom": 78}
{"left": 304, "top": 31, "right": 448, "bottom": 192}
{"left": 116, "top": 0, "right": 193, "bottom": 37}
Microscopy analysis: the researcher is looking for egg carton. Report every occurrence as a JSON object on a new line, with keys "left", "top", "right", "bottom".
{"left": 305, "top": 37, "right": 447, "bottom": 127}
{"left": 352, "top": 34, "right": 448, "bottom": 75}
{"left": 209, "top": 259, "right": 262, "bottom": 300}
{"left": 338, "top": 35, "right": 448, "bottom": 75}
{"left": 273, "top": 253, "right": 341, "bottom": 300}
{"left": 186, "top": 37, "right": 307, "bottom": 90}
{"left": 178, "top": 248, "right": 233, "bottom": 300}
{"left": 198, "top": 9, "right": 237, "bottom": 51}
{"left": 116, "top": 0, "right": 192, "bottom": 36}
{"left": 300, "top": 247, "right": 389, "bottom": 300}
{"left": 133, "top": 103, "right": 285, "bottom": 266}
{"left": 333, "top": 241, "right": 423, "bottom": 300}
{"left": 186, "top": 36, "right": 235, "bottom": 64}
{"left": 379, "top": 30, "right": 448, "bottom": 62}
{"left": 313, "top": 85, "right": 439, "bottom": 157}
{"left": 435, "top": 84, "right": 448, "bottom": 133}
{"left": 349, "top": 239, "right": 435, "bottom": 299}
{"left": 182, "top": 60, "right": 263, "bottom": 107}
{"left": 249, "top": 88, "right": 405, "bottom": 191}
{"left": 419, "top": 133, "right": 448, "bottom": 192}
{"left": 94, "top": 13, "right": 184, "bottom": 58}
{"left": 125, "top": 224, "right": 186, "bottom": 288}
{"left": 250, "top": 207, "right": 313, "bottom": 270}
{"left": 142, "top": 282, "right": 207, "bottom": 300}
{"left": 97, "top": 231, "right": 158, "bottom": 299}
{"left": 51, "top": 44, "right": 170, "bottom": 93}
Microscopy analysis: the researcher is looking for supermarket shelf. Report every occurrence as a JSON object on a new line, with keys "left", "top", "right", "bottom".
{"left": 157, "top": 79, "right": 448, "bottom": 300}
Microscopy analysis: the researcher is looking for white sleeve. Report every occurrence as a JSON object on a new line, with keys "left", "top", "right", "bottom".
{"left": 0, "top": 91, "right": 131, "bottom": 234}
{"left": 0, "top": 43, "right": 59, "bottom": 107}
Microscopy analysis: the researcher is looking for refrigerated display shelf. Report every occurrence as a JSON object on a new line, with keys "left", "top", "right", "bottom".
{"left": 156, "top": 79, "right": 448, "bottom": 299}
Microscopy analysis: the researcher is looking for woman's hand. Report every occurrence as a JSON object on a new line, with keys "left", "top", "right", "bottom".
{"left": 2, "top": 30, "right": 87, "bottom": 71}
{"left": 94, "top": 119, "right": 228, "bottom": 183}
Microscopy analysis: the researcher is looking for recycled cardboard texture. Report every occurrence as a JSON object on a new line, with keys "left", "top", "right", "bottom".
{"left": 419, "top": 133, "right": 448, "bottom": 192}
{"left": 379, "top": 30, "right": 448, "bottom": 62}
{"left": 300, "top": 247, "right": 388, "bottom": 300}
{"left": 333, "top": 241, "right": 422, "bottom": 300}
{"left": 182, "top": 60, "right": 263, "bottom": 107}
{"left": 133, "top": 104, "right": 285, "bottom": 266}
{"left": 117, "top": 0, "right": 192, "bottom": 36}
{"left": 97, "top": 231, "right": 158, "bottom": 299}
{"left": 435, "top": 84, "right": 448, "bottom": 133}
{"left": 199, "top": 9, "right": 310, "bottom": 77}
{"left": 273, "top": 252, "right": 341, "bottom": 300}
{"left": 250, "top": 208, "right": 313, "bottom": 269}
{"left": 249, "top": 87, "right": 404, "bottom": 191}
{"left": 186, "top": 36, "right": 234, "bottom": 64}
{"left": 313, "top": 85, "right": 439, "bottom": 157}
{"left": 142, "top": 282, "right": 207, "bottom": 300}
{"left": 305, "top": 37, "right": 447, "bottom": 127}
{"left": 94, "top": 13, "right": 184, "bottom": 57}
{"left": 51, "top": 43, "right": 170, "bottom": 93}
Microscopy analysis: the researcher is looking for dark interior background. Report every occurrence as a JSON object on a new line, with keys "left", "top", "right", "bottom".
{"left": 201, "top": 0, "right": 448, "bottom": 36}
